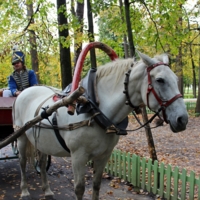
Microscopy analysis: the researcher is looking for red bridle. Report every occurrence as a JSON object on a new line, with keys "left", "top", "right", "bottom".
{"left": 146, "top": 62, "right": 182, "bottom": 123}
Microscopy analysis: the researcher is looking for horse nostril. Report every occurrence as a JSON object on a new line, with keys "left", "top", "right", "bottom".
{"left": 177, "top": 116, "right": 188, "bottom": 126}
{"left": 177, "top": 116, "right": 184, "bottom": 125}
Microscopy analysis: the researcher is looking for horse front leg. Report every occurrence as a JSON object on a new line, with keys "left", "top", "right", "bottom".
{"left": 92, "top": 155, "right": 111, "bottom": 200}
{"left": 37, "top": 151, "right": 55, "bottom": 199}
{"left": 17, "top": 135, "right": 31, "bottom": 200}
{"left": 71, "top": 153, "right": 88, "bottom": 200}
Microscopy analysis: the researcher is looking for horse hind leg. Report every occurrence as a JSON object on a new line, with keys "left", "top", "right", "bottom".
{"left": 37, "top": 151, "right": 55, "bottom": 199}
{"left": 17, "top": 134, "right": 31, "bottom": 200}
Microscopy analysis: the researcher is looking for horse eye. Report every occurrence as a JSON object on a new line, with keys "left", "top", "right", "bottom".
{"left": 156, "top": 78, "right": 165, "bottom": 84}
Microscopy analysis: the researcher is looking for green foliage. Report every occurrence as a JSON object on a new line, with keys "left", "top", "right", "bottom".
{"left": 98, "top": 6, "right": 126, "bottom": 58}
{"left": 184, "top": 93, "right": 194, "bottom": 99}
{"left": 0, "top": 59, "right": 13, "bottom": 88}
{"left": 80, "top": 49, "right": 112, "bottom": 78}
{"left": 97, "top": 0, "right": 200, "bottom": 98}
{"left": 0, "top": 0, "right": 199, "bottom": 93}
{"left": 0, "top": 0, "right": 62, "bottom": 87}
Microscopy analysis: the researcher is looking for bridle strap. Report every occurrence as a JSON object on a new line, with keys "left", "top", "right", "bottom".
{"left": 147, "top": 62, "right": 169, "bottom": 70}
{"left": 124, "top": 61, "right": 183, "bottom": 127}
{"left": 146, "top": 62, "right": 183, "bottom": 123}
{"left": 146, "top": 62, "right": 169, "bottom": 108}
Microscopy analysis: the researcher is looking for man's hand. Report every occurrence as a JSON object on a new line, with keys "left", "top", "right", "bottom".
{"left": 15, "top": 91, "right": 21, "bottom": 96}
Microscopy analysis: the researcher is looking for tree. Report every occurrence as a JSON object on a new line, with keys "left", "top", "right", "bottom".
{"left": 71, "top": 0, "right": 84, "bottom": 67}
{"left": 56, "top": 0, "right": 72, "bottom": 89}
{"left": 119, "top": 0, "right": 129, "bottom": 58}
{"left": 193, "top": 27, "right": 200, "bottom": 114}
{"left": 26, "top": 1, "right": 40, "bottom": 82}
{"left": 87, "top": 0, "right": 97, "bottom": 68}
{"left": 124, "top": 0, "right": 135, "bottom": 57}
{"left": 175, "top": 5, "right": 184, "bottom": 95}
{"left": 0, "top": 0, "right": 199, "bottom": 100}
{"left": 124, "top": 0, "right": 157, "bottom": 162}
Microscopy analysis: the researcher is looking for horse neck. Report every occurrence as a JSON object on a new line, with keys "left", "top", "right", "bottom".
{"left": 128, "top": 62, "right": 147, "bottom": 107}
{"left": 96, "top": 76, "right": 125, "bottom": 124}
{"left": 96, "top": 61, "right": 144, "bottom": 124}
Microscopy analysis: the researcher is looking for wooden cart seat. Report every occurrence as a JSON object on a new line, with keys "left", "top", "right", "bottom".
{"left": 0, "top": 97, "right": 16, "bottom": 125}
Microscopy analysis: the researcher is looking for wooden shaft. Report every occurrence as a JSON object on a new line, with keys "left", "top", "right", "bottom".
{"left": 0, "top": 86, "right": 85, "bottom": 149}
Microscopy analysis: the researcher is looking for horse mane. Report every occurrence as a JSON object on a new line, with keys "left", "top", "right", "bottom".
{"left": 96, "top": 58, "right": 135, "bottom": 83}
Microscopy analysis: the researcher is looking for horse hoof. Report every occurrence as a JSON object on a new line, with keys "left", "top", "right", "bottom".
{"left": 45, "top": 195, "right": 56, "bottom": 200}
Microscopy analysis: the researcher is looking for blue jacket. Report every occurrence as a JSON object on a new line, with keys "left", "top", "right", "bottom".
{"left": 8, "top": 69, "right": 38, "bottom": 96}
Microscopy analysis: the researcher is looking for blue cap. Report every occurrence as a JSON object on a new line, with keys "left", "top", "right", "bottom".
{"left": 12, "top": 51, "right": 25, "bottom": 65}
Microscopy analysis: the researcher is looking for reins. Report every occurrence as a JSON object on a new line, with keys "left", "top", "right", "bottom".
{"left": 116, "top": 108, "right": 164, "bottom": 133}
{"left": 128, "top": 110, "right": 164, "bottom": 131}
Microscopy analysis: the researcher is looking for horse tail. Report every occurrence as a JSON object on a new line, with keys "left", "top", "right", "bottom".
{"left": 25, "top": 139, "right": 35, "bottom": 167}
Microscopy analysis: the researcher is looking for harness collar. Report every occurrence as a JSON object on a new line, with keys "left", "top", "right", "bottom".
{"left": 124, "top": 69, "right": 141, "bottom": 114}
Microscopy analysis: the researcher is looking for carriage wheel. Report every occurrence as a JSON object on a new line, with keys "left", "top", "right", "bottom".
{"left": 34, "top": 155, "right": 51, "bottom": 174}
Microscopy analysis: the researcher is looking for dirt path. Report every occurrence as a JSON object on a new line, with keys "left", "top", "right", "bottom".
{"left": 1, "top": 115, "right": 196, "bottom": 200}
{"left": 116, "top": 115, "right": 200, "bottom": 177}
{"left": 0, "top": 145, "right": 152, "bottom": 200}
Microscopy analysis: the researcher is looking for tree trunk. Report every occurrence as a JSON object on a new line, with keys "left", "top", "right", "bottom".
{"left": 26, "top": 2, "right": 40, "bottom": 82}
{"left": 56, "top": 0, "right": 72, "bottom": 89}
{"left": 87, "top": 0, "right": 96, "bottom": 69}
{"left": 119, "top": 0, "right": 129, "bottom": 58}
{"left": 124, "top": 0, "right": 135, "bottom": 57}
{"left": 189, "top": 44, "right": 196, "bottom": 98}
{"left": 195, "top": 32, "right": 200, "bottom": 114}
{"left": 176, "top": 8, "right": 184, "bottom": 96}
{"left": 73, "top": 1, "right": 84, "bottom": 67}
{"left": 195, "top": 68, "right": 200, "bottom": 114}
{"left": 124, "top": 0, "right": 157, "bottom": 162}
{"left": 141, "top": 108, "right": 158, "bottom": 161}
{"left": 176, "top": 46, "right": 184, "bottom": 96}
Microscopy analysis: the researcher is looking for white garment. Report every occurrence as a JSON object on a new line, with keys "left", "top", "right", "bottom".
{"left": 3, "top": 90, "right": 13, "bottom": 97}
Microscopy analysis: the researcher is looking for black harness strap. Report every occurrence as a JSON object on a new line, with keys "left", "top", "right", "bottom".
{"left": 124, "top": 69, "right": 141, "bottom": 114}
{"left": 52, "top": 113, "right": 70, "bottom": 153}
{"left": 76, "top": 68, "right": 128, "bottom": 135}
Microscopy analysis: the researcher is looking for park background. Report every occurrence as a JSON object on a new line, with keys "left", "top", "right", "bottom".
{"left": 0, "top": 0, "right": 199, "bottom": 100}
{"left": 1, "top": 1, "right": 200, "bottom": 199}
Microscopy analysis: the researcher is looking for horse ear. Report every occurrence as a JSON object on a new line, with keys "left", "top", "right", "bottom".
{"left": 162, "top": 54, "right": 169, "bottom": 64}
{"left": 136, "top": 50, "right": 155, "bottom": 67}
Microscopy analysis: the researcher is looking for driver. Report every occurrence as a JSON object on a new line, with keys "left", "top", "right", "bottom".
{"left": 3, "top": 50, "right": 38, "bottom": 97}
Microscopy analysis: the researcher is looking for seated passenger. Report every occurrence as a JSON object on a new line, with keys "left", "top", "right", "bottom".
{"left": 3, "top": 50, "right": 38, "bottom": 97}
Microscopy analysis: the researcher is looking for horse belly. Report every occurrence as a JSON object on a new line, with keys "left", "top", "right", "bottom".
{"left": 26, "top": 129, "right": 70, "bottom": 157}
{"left": 63, "top": 125, "right": 120, "bottom": 160}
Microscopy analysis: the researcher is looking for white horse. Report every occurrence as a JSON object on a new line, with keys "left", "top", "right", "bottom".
{"left": 13, "top": 52, "right": 188, "bottom": 200}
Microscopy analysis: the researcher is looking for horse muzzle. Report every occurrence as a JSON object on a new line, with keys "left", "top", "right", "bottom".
{"left": 168, "top": 114, "right": 188, "bottom": 133}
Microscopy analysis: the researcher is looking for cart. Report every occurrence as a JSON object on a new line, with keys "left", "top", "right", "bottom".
{"left": 0, "top": 97, "right": 51, "bottom": 172}
{"left": 0, "top": 97, "right": 18, "bottom": 160}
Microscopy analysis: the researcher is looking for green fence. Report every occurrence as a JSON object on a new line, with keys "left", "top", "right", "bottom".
{"left": 102, "top": 150, "right": 200, "bottom": 200}
{"left": 88, "top": 101, "right": 198, "bottom": 199}
{"left": 184, "top": 102, "right": 196, "bottom": 112}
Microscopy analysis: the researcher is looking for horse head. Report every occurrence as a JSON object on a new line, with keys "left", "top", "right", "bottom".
{"left": 136, "top": 51, "right": 188, "bottom": 132}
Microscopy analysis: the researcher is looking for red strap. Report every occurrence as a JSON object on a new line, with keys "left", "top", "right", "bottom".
{"left": 163, "top": 94, "right": 182, "bottom": 107}
{"left": 146, "top": 62, "right": 182, "bottom": 119}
